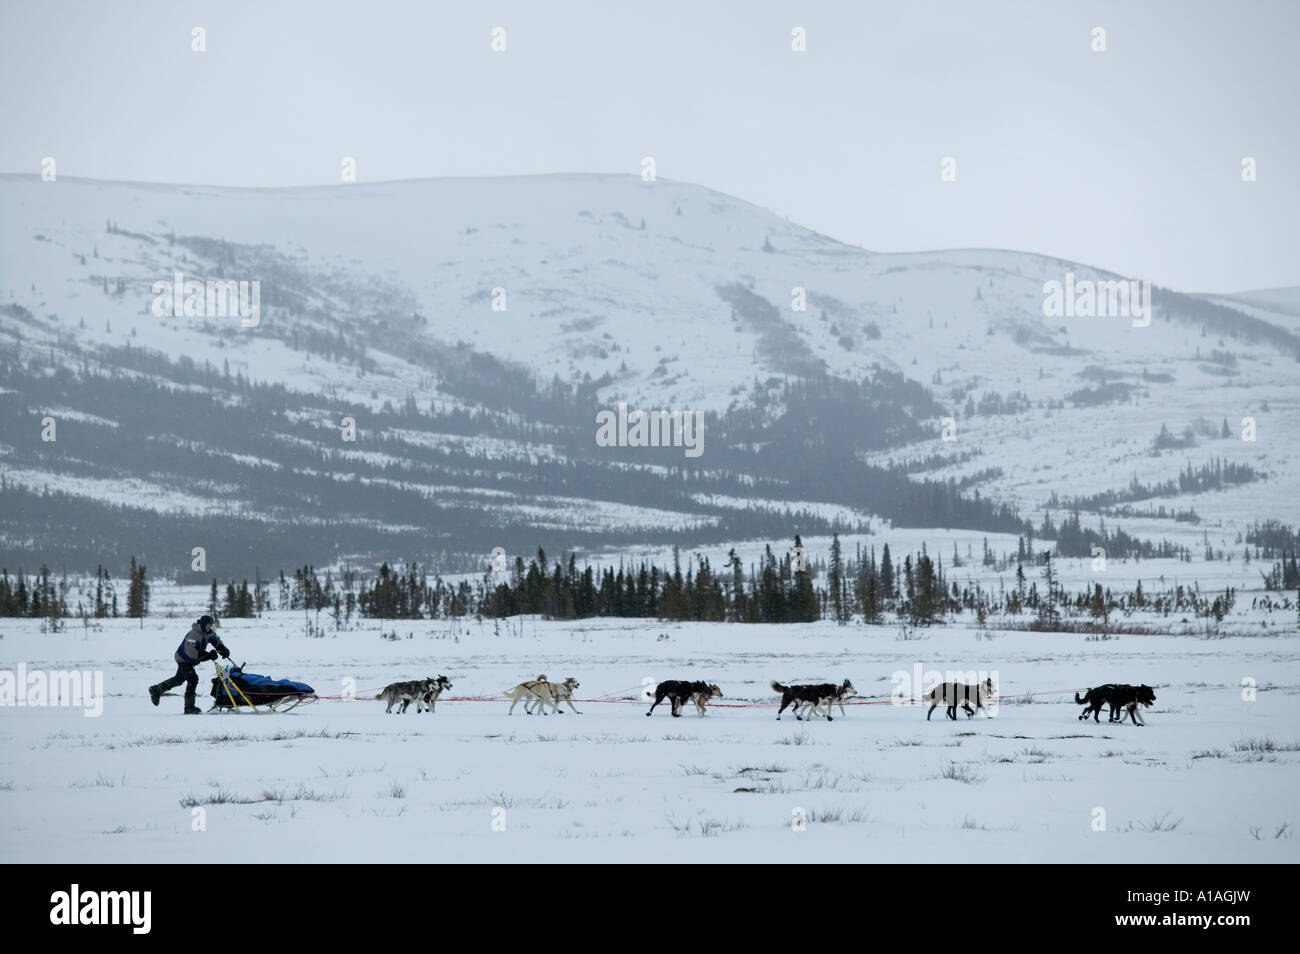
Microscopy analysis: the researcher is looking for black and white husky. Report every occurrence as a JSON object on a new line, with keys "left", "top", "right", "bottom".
{"left": 771, "top": 679, "right": 856, "bottom": 721}
{"left": 418, "top": 674, "right": 453, "bottom": 713}
{"left": 1118, "top": 698, "right": 1151, "bottom": 725}
{"left": 377, "top": 675, "right": 451, "bottom": 714}
{"left": 801, "top": 679, "right": 858, "bottom": 720}
{"left": 646, "top": 680, "right": 723, "bottom": 717}
{"left": 924, "top": 678, "right": 995, "bottom": 720}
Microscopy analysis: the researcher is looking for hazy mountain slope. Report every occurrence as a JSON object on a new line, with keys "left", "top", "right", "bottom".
{"left": 1, "top": 174, "right": 1295, "bottom": 575}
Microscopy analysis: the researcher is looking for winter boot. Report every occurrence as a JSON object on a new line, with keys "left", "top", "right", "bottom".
{"left": 184, "top": 705, "right": 202, "bottom": 714}
{"left": 184, "top": 691, "right": 200, "bottom": 714}
{"left": 149, "top": 685, "right": 161, "bottom": 707}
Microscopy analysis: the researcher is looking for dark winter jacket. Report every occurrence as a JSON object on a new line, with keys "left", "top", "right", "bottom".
{"left": 174, "top": 622, "right": 229, "bottom": 666}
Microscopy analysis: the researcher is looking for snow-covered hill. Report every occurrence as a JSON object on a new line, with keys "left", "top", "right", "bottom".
{"left": 1, "top": 174, "right": 1296, "bottom": 574}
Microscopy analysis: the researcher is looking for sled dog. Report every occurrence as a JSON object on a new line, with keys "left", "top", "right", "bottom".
{"left": 803, "top": 679, "right": 858, "bottom": 720}
{"left": 1113, "top": 684, "right": 1155, "bottom": 725}
{"left": 523, "top": 677, "right": 583, "bottom": 715}
{"left": 646, "top": 680, "right": 723, "bottom": 717}
{"left": 504, "top": 675, "right": 551, "bottom": 715}
{"left": 1075, "top": 683, "right": 1117, "bottom": 722}
{"left": 689, "top": 684, "right": 723, "bottom": 716}
{"left": 418, "top": 674, "right": 453, "bottom": 713}
{"left": 771, "top": 679, "right": 856, "bottom": 721}
{"left": 1119, "top": 698, "right": 1151, "bottom": 725}
{"left": 1076, "top": 684, "right": 1155, "bottom": 724}
{"left": 377, "top": 676, "right": 450, "bottom": 714}
{"left": 924, "top": 677, "right": 995, "bottom": 721}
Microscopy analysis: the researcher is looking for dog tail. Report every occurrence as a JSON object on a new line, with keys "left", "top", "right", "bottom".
{"left": 770, "top": 681, "right": 788, "bottom": 693}
{"left": 1074, "top": 691, "right": 1089, "bottom": 704}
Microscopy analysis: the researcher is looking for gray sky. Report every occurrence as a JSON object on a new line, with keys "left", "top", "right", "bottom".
{"left": 2, "top": 0, "right": 1296, "bottom": 292}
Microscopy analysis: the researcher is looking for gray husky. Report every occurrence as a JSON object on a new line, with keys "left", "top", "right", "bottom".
{"left": 924, "top": 677, "right": 995, "bottom": 720}
{"left": 377, "top": 675, "right": 452, "bottom": 714}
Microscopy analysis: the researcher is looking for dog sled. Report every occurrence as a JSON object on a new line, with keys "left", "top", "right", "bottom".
{"left": 209, "top": 662, "right": 316, "bottom": 713}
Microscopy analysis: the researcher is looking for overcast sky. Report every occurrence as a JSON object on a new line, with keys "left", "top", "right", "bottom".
{"left": 2, "top": 0, "right": 1296, "bottom": 292}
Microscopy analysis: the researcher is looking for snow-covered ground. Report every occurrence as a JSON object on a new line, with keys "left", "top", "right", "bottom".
{"left": 3, "top": 607, "right": 1297, "bottom": 863}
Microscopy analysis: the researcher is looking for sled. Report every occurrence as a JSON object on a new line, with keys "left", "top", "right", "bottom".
{"left": 209, "top": 662, "right": 316, "bottom": 713}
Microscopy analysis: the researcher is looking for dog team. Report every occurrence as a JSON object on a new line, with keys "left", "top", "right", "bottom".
{"left": 372, "top": 673, "right": 1157, "bottom": 725}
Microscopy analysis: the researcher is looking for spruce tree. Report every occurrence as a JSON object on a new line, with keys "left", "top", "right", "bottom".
{"left": 1037, "top": 554, "right": 1060, "bottom": 624}
{"left": 726, "top": 549, "right": 744, "bottom": 622}
{"left": 862, "top": 575, "right": 881, "bottom": 624}
{"left": 126, "top": 557, "right": 149, "bottom": 619}
{"left": 791, "top": 543, "right": 818, "bottom": 622}
{"left": 880, "top": 544, "right": 895, "bottom": 598}
{"left": 828, "top": 534, "right": 846, "bottom": 623}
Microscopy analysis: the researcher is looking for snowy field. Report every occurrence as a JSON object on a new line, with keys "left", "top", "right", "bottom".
{"left": 3, "top": 608, "right": 1299, "bottom": 864}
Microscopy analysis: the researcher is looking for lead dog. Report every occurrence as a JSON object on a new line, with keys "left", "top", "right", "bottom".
{"left": 771, "top": 679, "right": 855, "bottom": 721}
{"left": 646, "top": 680, "right": 723, "bottom": 717}
{"left": 924, "top": 678, "right": 995, "bottom": 720}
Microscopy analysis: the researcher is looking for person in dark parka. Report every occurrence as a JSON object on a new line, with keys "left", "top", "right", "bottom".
{"left": 149, "top": 615, "right": 230, "bottom": 713}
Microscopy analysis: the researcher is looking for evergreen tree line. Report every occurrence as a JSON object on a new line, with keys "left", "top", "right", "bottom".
{"left": 0, "top": 557, "right": 149, "bottom": 619}
{"left": 310, "top": 536, "right": 1257, "bottom": 631}
{"left": 1246, "top": 521, "right": 1300, "bottom": 559}
{"left": 344, "top": 540, "right": 825, "bottom": 624}
{"left": 1, "top": 537, "right": 1271, "bottom": 633}
{"left": 1153, "top": 287, "right": 1300, "bottom": 360}
{"left": 1048, "top": 458, "right": 1260, "bottom": 513}
{"left": 1048, "top": 511, "right": 1190, "bottom": 560}
{"left": 1260, "top": 555, "right": 1300, "bottom": 591}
